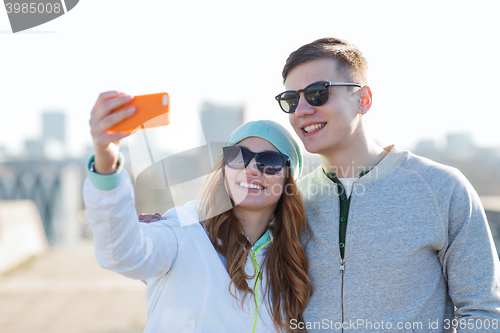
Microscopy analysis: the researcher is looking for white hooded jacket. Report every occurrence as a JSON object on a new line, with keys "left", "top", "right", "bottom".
{"left": 83, "top": 169, "right": 276, "bottom": 333}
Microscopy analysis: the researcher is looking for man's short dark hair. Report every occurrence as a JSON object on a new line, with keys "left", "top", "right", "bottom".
{"left": 282, "top": 37, "right": 369, "bottom": 86}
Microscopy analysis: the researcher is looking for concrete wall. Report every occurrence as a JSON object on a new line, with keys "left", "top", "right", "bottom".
{"left": 0, "top": 200, "right": 48, "bottom": 274}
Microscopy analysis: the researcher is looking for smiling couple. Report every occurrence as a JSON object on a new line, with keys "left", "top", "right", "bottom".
{"left": 83, "top": 38, "right": 500, "bottom": 332}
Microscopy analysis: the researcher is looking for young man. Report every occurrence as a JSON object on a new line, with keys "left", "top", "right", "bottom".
{"left": 276, "top": 38, "right": 500, "bottom": 332}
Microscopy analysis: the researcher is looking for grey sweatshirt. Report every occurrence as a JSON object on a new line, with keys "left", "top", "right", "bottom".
{"left": 297, "top": 146, "right": 500, "bottom": 333}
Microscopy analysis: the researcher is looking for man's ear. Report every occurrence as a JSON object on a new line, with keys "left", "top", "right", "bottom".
{"left": 358, "top": 86, "right": 373, "bottom": 114}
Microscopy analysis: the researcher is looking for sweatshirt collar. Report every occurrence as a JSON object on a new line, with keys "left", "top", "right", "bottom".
{"left": 252, "top": 229, "right": 271, "bottom": 250}
{"left": 315, "top": 145, "right": 407, "bottom": 185}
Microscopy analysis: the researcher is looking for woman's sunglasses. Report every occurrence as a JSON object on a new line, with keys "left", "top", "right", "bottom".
{"left": 223, "top": 146, "right": 289, "bottom": 175}
{"left": 275, "top": 81, "right": 361, "bottom": 113}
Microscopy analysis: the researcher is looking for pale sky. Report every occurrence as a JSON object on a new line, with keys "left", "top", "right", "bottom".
{"left": 1, "top": 0, "right": 499, "bottom": 158}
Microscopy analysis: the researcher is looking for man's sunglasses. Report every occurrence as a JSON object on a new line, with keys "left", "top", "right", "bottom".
{"left": 275, "top": 81, "right": 361, "bottom": 113}
{"left": 223, "top": 146, "right": 289, "bottom": 175}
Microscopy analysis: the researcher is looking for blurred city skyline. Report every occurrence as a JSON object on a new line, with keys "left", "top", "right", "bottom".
{"left": 2, "top": 86, "right": 500, "bottom": 159}
{"left": 1, "top": 1, "right": 500, "bottom": 158}
{"left": 2, "top": 106, "right": 499, "bottom": 163}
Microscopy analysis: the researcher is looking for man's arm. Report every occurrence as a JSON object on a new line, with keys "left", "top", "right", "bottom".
{"left": 440, "top": 171, "right": 500, "bottom": 331}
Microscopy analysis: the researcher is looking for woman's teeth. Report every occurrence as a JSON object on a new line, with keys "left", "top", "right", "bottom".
{"left": 239, "top": 182, "right": 264, "bottom": 190}
{"left": 304, "top": 123, "right": 326, "bottom": 133}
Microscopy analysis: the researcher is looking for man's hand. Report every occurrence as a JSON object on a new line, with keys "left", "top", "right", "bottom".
{"left": 138, "top": 213, "right": 165, "bottom": 223}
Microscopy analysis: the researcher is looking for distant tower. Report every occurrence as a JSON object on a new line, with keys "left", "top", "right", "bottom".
{"left": 0, "top": 145, "right": 6, "bottom": 162}
{"left": 200, "top": 103, "right": 244, "bottom": 145}
{"left": 24, "top": 139, "right": 45, "bottom": 159}
{"left": 42, "top": 112, "right": 65, "bottom": 144}
{"left": 414, "top": 139, "right": 437, "bottom": 154}
{"left": 446, "top": 133, "right": 474, "bottom": 159}
{"left": 42, "top": 112, "right": 66, "bottom": 159}
{"left": 446, "top": 133, "right": 473, "bottom": 151}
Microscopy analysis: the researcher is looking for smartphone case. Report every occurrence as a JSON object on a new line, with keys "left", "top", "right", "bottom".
{"left": 109, "top": 93, "right": 170, "bottom": 132}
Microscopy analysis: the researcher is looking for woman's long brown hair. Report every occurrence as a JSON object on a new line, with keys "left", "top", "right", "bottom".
{"left": 198, "top": 158, "right": 313, "bottom": 332}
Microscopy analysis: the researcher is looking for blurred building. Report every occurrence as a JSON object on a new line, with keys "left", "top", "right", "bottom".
{"left": 42, "top": 112, "right": 65, "bottom": 144}
{"left": 2, "top": 111, "right": 81, "bottom": 245}
{"left": 24, "top": 139, "right": 45, "bottom": 159}
{"left": 23, "top": 112, "right": 66, "bottom": 160}
{"left": 446, "top": 133, "right": 474, "bottom": 159}
{"left": 0, "top": 146, "right": 6, "bottom": 162}
{"left": 200, "top": 102, "right": 244, "bottom": 145}
{"left": 413, "top": 132, "right": 500, "bottom": 195}
{"left": 414, "top": 139, "right": 438, "bottom": 154}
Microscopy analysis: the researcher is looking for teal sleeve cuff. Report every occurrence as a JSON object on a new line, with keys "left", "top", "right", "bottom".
{"left": 86, "top": 153, "right": 125, "bottom": 190}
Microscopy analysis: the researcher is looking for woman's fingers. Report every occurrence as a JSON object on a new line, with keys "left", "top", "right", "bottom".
{"left": 91, "top": 106, "right": 136, "bottom": 137}
{"left": 91, "top": 94, "right": 133, "bottom": 124}
{"left": 88, "top": 91, "right": 135, "bottom": 174}
{"left": 91, "top": 91, "right": 124, "bottom": 116}
{"left": 89, "top": 90, "right": 136, "bottom": 143}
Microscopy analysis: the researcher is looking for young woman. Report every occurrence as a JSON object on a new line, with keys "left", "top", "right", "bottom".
{"left": 83, "top": 91, "right": 312, "bottom": 332}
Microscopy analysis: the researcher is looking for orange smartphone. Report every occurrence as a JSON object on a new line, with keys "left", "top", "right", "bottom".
{"left": 108, "top": 93, "right": 170, "bottom": 133}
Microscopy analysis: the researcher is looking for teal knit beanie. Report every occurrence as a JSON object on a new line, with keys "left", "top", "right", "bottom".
{"left": 224, "top": 120, "right": 302, "bottom": 179}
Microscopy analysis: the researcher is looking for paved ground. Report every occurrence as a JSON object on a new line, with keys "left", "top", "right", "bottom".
{"left": 0, "top": 240, "right": 148, "bottom": 333}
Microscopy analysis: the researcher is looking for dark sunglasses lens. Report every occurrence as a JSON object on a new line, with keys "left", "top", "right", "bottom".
{"left": 278, "top": 92, "right": 299, "bottom": 113}
{"left": 257, "top": 153, "right": 285, "bottom": 174}
{"left": 304, "top": 83, "right": 328, "bottom": 106}
{"left": 224, "top": 147, "right": 249, "bottom": 168}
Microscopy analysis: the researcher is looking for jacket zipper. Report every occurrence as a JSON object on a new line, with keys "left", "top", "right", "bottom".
{"left": 340, "top": 181, "right": 356, "bottom": 333}
{"left": 340, "top": 258, "right": 345, "bottom": 332}
{"left": 340, "top": 257, "right": 346, "bottom": 332}
{"left": 251, "top": 240, "right": 271, "bottom": 333}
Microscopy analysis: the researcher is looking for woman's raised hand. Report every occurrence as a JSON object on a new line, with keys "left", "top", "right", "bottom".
{"left": 89, "top": 91, "right": 136, "bottom": 174}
